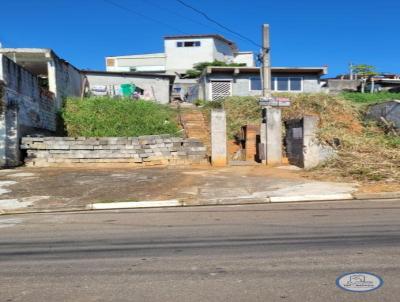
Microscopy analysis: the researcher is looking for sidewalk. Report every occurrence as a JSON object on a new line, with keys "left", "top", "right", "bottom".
{"left": 0, "top": 165, "right": 398, "bottom": 214}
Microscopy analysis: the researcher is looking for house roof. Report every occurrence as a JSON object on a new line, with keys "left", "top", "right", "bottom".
{"left": 0, "top": 48, "right": 80, "bottom": 75}
{"left": 164, "top": 34, "right": 237, "bottom": 50}
{"left": 202, "top": 66, "right": 328, "bottom": 76}
{"left": 81, "top": 70, "right": 176, "bottom": 84}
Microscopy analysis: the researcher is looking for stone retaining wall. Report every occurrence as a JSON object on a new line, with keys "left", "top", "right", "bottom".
{"left": 21, "top": 135, "right": 207, "bottom": 167}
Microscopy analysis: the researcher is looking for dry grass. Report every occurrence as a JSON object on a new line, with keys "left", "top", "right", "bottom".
{"left": 201, "top": 94, "right": 400, "bottom": 183}
{"left": 281, "top": 93, "right": 400, "bottom": 182}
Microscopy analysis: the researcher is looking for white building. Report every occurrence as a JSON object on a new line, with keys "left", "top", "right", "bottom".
{"left": 106, "top": 34, "right": 255, "bottom": 101}
{"left": 105, "top": 34, "right": 255, "bottom": 75}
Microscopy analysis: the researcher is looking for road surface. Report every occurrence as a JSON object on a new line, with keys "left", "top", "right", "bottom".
{"left": 1, "top": 199, "right": 399, "bottom": 301}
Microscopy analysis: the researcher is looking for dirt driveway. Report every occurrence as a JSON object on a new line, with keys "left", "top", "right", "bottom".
{"left": 0, "top": 165, "right": 359, "bottom": 212}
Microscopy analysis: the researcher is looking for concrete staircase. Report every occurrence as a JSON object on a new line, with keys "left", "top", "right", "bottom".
{"left": 180, "top": 109, "right": 210, "bottom": 154}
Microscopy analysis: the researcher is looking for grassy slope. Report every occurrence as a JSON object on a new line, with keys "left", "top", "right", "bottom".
{"left": 202, "top": 94, "right": 399, "bottom": 182}
{"left": 61, "top": 97, "right": 180, "bottom": 137}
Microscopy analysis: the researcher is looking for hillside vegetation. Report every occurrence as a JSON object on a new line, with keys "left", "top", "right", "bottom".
{"left": 341, "top": 92, "right": 400, "bottom": 105}
{"left": 61, "top": 97, "right": 180, "bottom": 137}
{"left": 202, "top": 94, "right": 399, "bottom": 182}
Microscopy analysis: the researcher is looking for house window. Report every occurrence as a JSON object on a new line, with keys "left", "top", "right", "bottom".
{"left": 177, "top": 41, "right": 201, "bottom": 47}
{"left": 272, "top": 77, "right": 303, "bottom": 92}
{"left": 184, "top": 41, "right": 201, "bottom": 47}
{"left": 250, "top": 77, "right": 262, "bottom": 91}
{"left": 290, "top": 77, "right": 302, "bottom": 91}
{"left": 277, "top": 77, "right": 289, "bottom": 91}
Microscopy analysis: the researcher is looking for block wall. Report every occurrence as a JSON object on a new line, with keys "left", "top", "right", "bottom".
{"left": 21, "top": 135, "right": 207, "bottom": 167}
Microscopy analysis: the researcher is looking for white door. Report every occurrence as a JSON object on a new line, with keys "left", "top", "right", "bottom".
{"left": 210, "top": 80, "right": 232, "bottom": 101}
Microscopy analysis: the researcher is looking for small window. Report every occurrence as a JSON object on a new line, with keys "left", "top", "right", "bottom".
{"left": 271, "top": 77, "right": 276, "bottom": 91}
{"left": 180, "top": 41, "right": 201, "bottom": 47}
{"left": 277, "top": 77, "right": 289, "bottom": 91}
{"left": 250, "top": 77, "right": 262, "bottom": 91}
{"left": 290, "top": 77, "right": 302, "bottom": 91}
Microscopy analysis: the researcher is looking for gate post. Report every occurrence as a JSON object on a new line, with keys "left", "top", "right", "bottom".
{"left": 264, "top": 107, "right": 282, "bottom": 165}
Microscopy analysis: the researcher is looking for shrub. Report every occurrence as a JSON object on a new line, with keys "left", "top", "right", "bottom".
{"left": 61, "top": 97, "right": 180, "bottom": 137}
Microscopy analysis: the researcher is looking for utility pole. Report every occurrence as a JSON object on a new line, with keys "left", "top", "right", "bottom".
{"left": 259, "top": 24, "right": 282, "bottom": 166}
{"left": 349, "top": 62, "right": 353, "bottom": 80}
{"left": 262, "top": 24, "right": 271, "bottom": 98}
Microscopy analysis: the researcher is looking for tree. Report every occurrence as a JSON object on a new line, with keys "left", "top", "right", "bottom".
{"left": 184, "top": 60, "right": 246, "bottom": 78}
{"left": 352, "top": 64, "right": 378, "bottom": 78}
{"left": 351, "top": 64, "right": 379, "bottom": 93}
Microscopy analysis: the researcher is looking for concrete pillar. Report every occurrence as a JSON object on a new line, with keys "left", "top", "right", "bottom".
{"left": 302, "top": 115, "right": 320, "bottom": 169}
{"left": 265, "top": 107, "right": 282, "bottom": 165}
{"left": 47, "top": 60, "right": 59, "bottom": 108}
{"left": 0, "top": 107, "right": 6, "bottom": 167}
{"left": 211, "top": 109, "right": 227, "bottom": 166}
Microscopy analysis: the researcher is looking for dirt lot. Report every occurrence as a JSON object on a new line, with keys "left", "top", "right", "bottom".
{"left": 0, "top": 165, "right": 360, "bottom": 212}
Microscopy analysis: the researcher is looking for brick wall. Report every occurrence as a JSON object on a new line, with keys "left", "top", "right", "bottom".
{"left": 21, "top": 135, "right": 207, "bottom": 167}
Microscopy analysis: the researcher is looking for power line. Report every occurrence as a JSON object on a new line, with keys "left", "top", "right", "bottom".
{"left": 139, "top": 0, "right": 227, "bottom": 35}
{"left": 102, "top": 0, "right": 187, "bottom": 35}
{"left": 175, "top": 0, "right": 261, "bottom": 48}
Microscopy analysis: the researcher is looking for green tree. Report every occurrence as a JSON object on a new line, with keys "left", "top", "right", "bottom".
{"left": 352, "top": 64, "right": 378, "bottom": 77}
{"left": 184, "top": 60, "right": 246, "bottom": 78}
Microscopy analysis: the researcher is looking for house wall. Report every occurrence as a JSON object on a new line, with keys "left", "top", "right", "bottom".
{"left": 233, "top": 52, "right": 255, "bottom": 66}
{"left": 327, "top": 79, "right": 360, "bottom": 92}
{"left": 107, "top": 53, "right": 167, "bottom": 72}
{"left": 85, "top": 73, "right": 171, "bottom": 104}
{"left": 213, "top": 39, "right": 234, "bottom": 62}
{"left": 165, "top": 38, "right": 215, "bottom": 73}
{"left": 52, "top": 55, "right": 83, "bottom": 108}
{"left": 201, "top": 72, "right": 323, "bottom": 100}
{"left": 0, "top": 54, "right": 57, "bottom": 167}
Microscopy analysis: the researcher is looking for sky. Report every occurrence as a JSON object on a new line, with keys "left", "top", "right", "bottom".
{"left": 1, "top": 0, "right": 399, "bottom": 76}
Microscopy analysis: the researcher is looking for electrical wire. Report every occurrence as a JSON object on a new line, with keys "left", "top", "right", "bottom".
{"left": 139, "top": 0, "right": 227, "bottom": 35}
{"left": 102, "top": 0, "right": 188, "bottom": 35}
{"left": 175, "top": 0, "right": 261, "bottom": 48}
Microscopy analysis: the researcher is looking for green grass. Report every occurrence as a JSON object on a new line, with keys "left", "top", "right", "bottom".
{"left": 61, "top": 97, "right": 180, "bottom": 137}
{"left": 341, "top": 92, "right": 400, "bottom": 105}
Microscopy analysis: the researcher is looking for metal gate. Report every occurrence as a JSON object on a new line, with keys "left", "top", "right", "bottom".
{"left": 210, "top": 80, "right": 232, "bottom": 101}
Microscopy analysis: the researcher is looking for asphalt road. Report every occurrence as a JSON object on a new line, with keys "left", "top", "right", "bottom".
{"left": 1, "top": 199, "right": 400, "bottom": 302}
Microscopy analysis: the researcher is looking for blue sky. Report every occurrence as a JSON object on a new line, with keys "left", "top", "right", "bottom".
{"left": 1, "top": 0, "right": 399, "bottom": 76}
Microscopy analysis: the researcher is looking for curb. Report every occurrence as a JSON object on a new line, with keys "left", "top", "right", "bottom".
{"left": 269, "top": 193, "right": 354, "bottom": 203}
{"left": 353, "top": 192, "right": 400, "bottom": 200}
{"left": 87, "top": 199, "right": 181, "bottom": 210}
{"left": 0, "top": 192, "right": 399, "bottom": 215}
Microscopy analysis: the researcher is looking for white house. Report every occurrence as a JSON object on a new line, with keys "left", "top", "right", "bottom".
{"left": 106, "top": 34, "right": 255, "bottom": 75}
